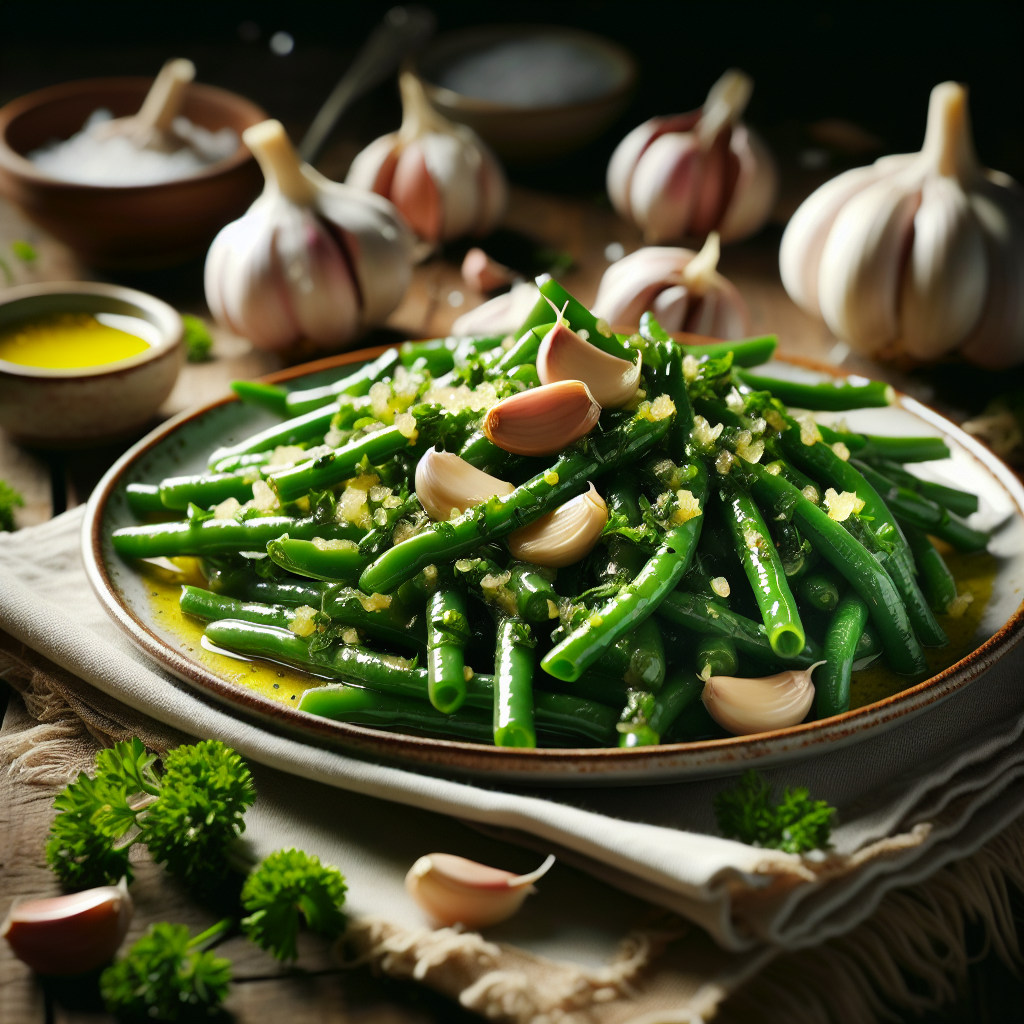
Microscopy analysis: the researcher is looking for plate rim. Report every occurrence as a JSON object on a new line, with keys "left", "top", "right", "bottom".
{"left": 82, "top": 346, "right": 1024, "bottom": 783}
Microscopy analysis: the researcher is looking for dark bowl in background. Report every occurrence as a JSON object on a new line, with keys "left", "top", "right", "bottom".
{"left": 0, "top": 77, "right": 267, "bottom": 269}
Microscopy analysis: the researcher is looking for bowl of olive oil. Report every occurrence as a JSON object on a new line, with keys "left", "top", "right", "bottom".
{"left": 0, "top": 281, "right": 182, "bottom": 447}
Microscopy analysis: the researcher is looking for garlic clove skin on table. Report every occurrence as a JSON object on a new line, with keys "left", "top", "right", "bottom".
{"left": 592, "top": 232, "right": 752, "bottom": 337}
{"left": 415, "top": 447, "right": 514, "bottom": 522}
{"left": 406, "top": 853, "right": 555, "bottom": 930}
{"left": 347, "top": 72, "right": 507, "bottom": 243}
{"left": 780, "top": 82, "right": 1024, "bottom": 368}
{"left": 205, "top": 120, "right": 413, "bottom": 352}
{"left": 702, "top": 663, "right": 824, "bottom": 735}
{"left": 607, "top": 69, "right": 778, "bottom": 245}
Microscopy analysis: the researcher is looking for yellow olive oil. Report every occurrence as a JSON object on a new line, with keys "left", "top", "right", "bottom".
{"left": 0, "top": 312, "right": 150, "bottom": 369}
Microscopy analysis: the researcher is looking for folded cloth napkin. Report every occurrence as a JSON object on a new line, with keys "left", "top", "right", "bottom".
{"left": 0, "top": 507, "right": 1021, "bottom": 961}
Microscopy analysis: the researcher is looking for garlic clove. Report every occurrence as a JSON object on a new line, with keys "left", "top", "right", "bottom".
{"left": 462, "top": 247, "right": 516, "bottom": 293}
{"left": 2, "top": 878, "right": 133, "bottom": 975}
{"left": 537, "top": 321, "right": 641, "bottom": 407}
{"left": 593, "top": 246, "right": 703, "bottom": 327}
{"left": 702, "top": 662, "right": 824, "bottom": 735}
{"left": 629, "top": 132, "right": 703, "bottom": 243}
{"left": 406, "top": 853, "right": 555, "bottom": 929}
{"left": 345, "top": 131, "right": 401, "bottom": 195}
{"left": 508, "top": 484, "right": 608, "bottom": 567}
{"left": 391, "top": 139, "right": 444, "bottom": 241}
{"left": 900, "top": 175, "right": 988, "bottom": 358}
{"left": 651, "top": 284, "right": 691, "bottom": 332}
{"left": 718, "top": 125, "right": 779, "bottom": 244}
{"left": 451, "top": 281, "right": 540, "bottom": 336}
{"left": 483, "top": 380, "right": 601, "bottom": 456}
{"left": 415, "top": 447, "right": 515, "bottom": 522}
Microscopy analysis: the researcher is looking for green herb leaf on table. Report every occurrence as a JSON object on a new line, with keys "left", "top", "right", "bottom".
{"left": 182, "top": 314, "right": 214, "bottom": 363}
{"left": 11, "top": 239, "right": 38, "bottom": 263}
{"left": 100, "top": 919, "right": 233, "bottom": 1022}
{"left": 714, "top": 770, "right": 836, "bottom": 854}
{"left": 241, "top": 848, "right": 348, "bottom": 961}
{"left": 0, "top": 479, "right": 25, "bottom": 532}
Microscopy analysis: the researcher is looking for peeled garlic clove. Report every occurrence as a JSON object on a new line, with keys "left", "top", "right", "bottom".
{"left": 347, "top": 72, "right": 507, "bottom": 243}
{"left": 415, "top": 447, "right": 514, "bottom": 522}
{"left": 205, "top": 120, "right": 413, "bottom": 352}
{"left": 406, "top": 853, "right": 555, "bottom": 929}
{"left": 2, "top": 878, "right": 133, "bottom": 975}
{"left": 702, "top": 662, "right": 824, "bottom": 735}
{"left": 462, "top": 247, "right": 517, "bottom": 293}
{"left": 451, "top": 281, "right": 540, "bottom": 336}
{"left": 483, "top": 380, "right": 601, "bottom": 456}
{"left": 537, "top": 321, "right": 641, "bottom": 407}
{"left": 508, "top": 484, "right": 608, "bottom": 567}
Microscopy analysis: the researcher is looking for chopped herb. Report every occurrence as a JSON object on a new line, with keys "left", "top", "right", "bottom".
{"left": 0, "top": 480, "right": 25, "bottom": 532}
{"left": 182, "top": 314, "right": 214, "bottom": 363}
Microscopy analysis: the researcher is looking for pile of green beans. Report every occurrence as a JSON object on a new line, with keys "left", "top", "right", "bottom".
{"left": 112, "top": 280, "right": 987, "bottom": 749}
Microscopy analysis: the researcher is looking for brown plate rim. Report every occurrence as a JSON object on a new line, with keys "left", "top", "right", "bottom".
{"left": 82, "top": 345, "right": 1024, "bottom": 782}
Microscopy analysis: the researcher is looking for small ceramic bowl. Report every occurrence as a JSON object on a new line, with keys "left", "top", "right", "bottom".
{"left": 0, "top": 77, "right": 267, "bottom": 269}
{"left": 0, "top": 281, "right": 183, "bottom": 448}
{"left": 414, "top": 25, "right": 636, "bottom": 163}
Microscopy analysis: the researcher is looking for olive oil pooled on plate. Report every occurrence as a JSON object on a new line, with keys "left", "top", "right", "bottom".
{"left": 0, "top": 311, "right": 156, "bottom": 369}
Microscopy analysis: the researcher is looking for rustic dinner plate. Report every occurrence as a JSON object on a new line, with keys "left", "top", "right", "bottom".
{"left": 83, "top": 347, "right": 1024, "bottom": 785}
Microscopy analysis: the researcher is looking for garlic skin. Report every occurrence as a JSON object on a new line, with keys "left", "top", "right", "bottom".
{"left": 406, "top": 853, "right": 555, "bottom": 929}
{"left": 537, "top": 321, "right": 641, "bottom": 408}
{"left": 607, "top": 70, "right": 778, "bottom": 244}
{"left": 780, "top": 82, "right": 1024, "bottom": 368}
{"left": 592, "top": 233, "right": 752, "bottom": 336}
{"left": 347, "top": 72, "right": 507, "bottom": 243}
{"left": 508, "top": 484, "right": 608, "bottom": 567}
{"left": 462, "top": 247, "right": 517, "bottom": 293}
{"left": 483, "top": 380, "right": 601, "bottom": 456}
{"left": 205, "top": 120, "right": 414, "bottom": 352}
{"left": 702, "top": 663, "right": 824, "bottom": 736}
{"left": 2, "top": 878, "right": 133, "bottom": 975}
{"left": 451, "top": 281, "right": 541, "bottom": 337}
{"left": 415, "top": 447, "right": 514, "bottom": 521}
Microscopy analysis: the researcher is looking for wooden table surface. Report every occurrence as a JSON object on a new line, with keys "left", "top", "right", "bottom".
{"left": 1, "top": 187, "right": 1014, "bottom": 1023}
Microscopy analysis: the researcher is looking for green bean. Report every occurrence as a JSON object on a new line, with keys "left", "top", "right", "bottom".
{"left": 817, "top": 594, "right": 869, "bottom": 718}
{"left": 683, "top": 335, "right": 778, "bottom": 367}
{"left": 208, "top": 401, "right": 349, "bottom": 467}
{"left": 657, "top": 341, "right": 695, "bottom": 457}
{"left": 359, "top": 410, "right": 672, "bottom": 594}
{"left": 649, "top": 672, "right": 704, "bottom": 739}
{"left": 270, "top": 426, "right": 414, "bottom": 503}
{"left": 695, "top": 635, "right": 738, "bottom": 679}
{"left": 864, "top": 459, "right": 978, "bottom": 518}
{"left": 856, "top": 435, "right": 950, "bottom": 463}
{"left": 736, "top": 370, "right": 894, "bottom": 411}
{"left": 536, "top": 668, "right": 631, "bottom": 708}
{"left": 231, "top": 380, "right": 289, "bottom": 416}
{"left": 267, "top": 536, "right": 366, "bottom": 583}
{"left": 815, "top": 423, "right": 868, "bottom": 453}
{"left": 507, "top": 363, "right": 540, "bottom": 389}
{"left": 284, "top": 348, "right": 400, "bottom": 416}
{"left": 157, "top": 472, "right": 256, "bottom": 511}
{"left": 855, "top": 622, "right": 882, "bottom": 663}
{"left": 662, "top": 697, "right": 728, "bottom": 742}
{"left": 541, "top": 461, "right": 707, "bottom": 683}
{"left": 126, "top": 483, "right": 165, "bottom": 515}
{"left": 772, "top": 518, "right": 818, "bottom": 580}
{"left": 458, "top": 430, "right": 523, "bottom": 476}
{"left": 201, "top": 559, "right": 327, "bottom": 606}
{"left": 603, "top": 470, "right": 644, "bottom": 526}
{"left": 321, "top": 586, "right": 426, "bottom": 652}
{"left": 851, "top": 460, "right": 989, "bottom": 553}
{"left": 493, "top": 618, "right": 536, "bottom": 748}
{"left": 180, "top": 585, "right": 295, "bottom": 629}
{"left": 399, "top": 336, "right": 462, "bottom": 375}
{"left": 506, "top": 562, "right": 560, "bottom": 623}
{"left": 112, "top": 515, "right": 362, "bottom": 560}
{"left": 492, "top": 324, "right": 551, "bottom": 373}
{"left": 778, "top": 421, "right": 946, "bottom": 647}
{"left": 537, "top": 277, "right": 629, "bottom": 358}
{"left": 737, "top": 461, "right": 926, "bottom": 674}
{"left": 210, "top": 450, "right": 274, "bottom": 475}
{"left": 718, "top": 477, "right": 806, "bottom": 658}
{"left": 427, "top": 588, "right": 470, "bottom": 713}
{"left": 798, "top": 570, "right": 842, "bottom": 613}
{"left": 901, "top": 524, "right": 958, "bottom": 615}
{"left": 693, "top": 396, "right": 744, "bottom": 430}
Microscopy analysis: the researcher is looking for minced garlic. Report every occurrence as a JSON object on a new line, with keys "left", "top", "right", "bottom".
{"left": 251, "top": 479, "right": 278, "bottom": 512}
{"left": 734, "top": 430, "right": 765, "bottom": 464}
{"left": 682, "top": 354, "right": 699, "bottom": 382}
{"left": 692, "top": 415, "right": 724, "bottom": 450}
{"left": 395, "top": 411, "right": 418, "bottom": 440}
{"left": 715, "top": 450, "right": 735, "bottom": 475}
{"left": 823, "top": 488, "right": 865, "bottom": 521}
{"left": 212, "top": 496, "right": 241, "bottom": 520}
{"left": 711, "top": 576, "right": 731, "bottom": 598}
{"left": 357, "top": 592, "right": 392, "bottom": 612}
{"left": 831, "top": 441, "right": 851, "bottom": 461}
{"left": 802, "top": 485, "right": 821, "bottom": 504}
{"left": 268, "top": 444, "right": 306, "bottom": 466}
{"left": 288, "top": 605, "right": 318, "bottom": 637}
{"left": 543, "top": 470, "right": 559, "bottom": 486}
{"left": 795, "top": 412, "right": 823, "bottom": 446}
{"left": 947, "top": 590, "right": 974, "bottom": 618}
{"left": 311, "top": 537, "right": 358, "bottom": 552}
{"left": 672, "top": 489, "right": 703, "bottom": 524}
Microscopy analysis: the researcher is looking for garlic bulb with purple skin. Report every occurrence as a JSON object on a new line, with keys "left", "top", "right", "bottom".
{"left": 347, "top": 72, "right": 508, "bottom": 244}
{"left": 781, "top": 82, "right": 1024, "bottom": 368}
{"left": 205, "top": 120, "right": 414, "bottom": 352}
{"left": 607, "top": 69, "right": 778, "bottom": 244}
{"left": 592, "top": 233, "right": 752, "bottom": 337}
{"left": 702, "top": 662, "right": 825, "bottom": 735}
{"left": 406, "top": 853, "right": 555, "bottom": 929}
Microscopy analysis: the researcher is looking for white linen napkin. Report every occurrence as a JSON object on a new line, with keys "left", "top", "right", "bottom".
{"left": 0, "top": 507, "right": 1020, "bottom": 954}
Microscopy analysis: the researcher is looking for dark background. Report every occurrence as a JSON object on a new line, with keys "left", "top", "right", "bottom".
{"left": 3, "top": 1, "right": 1022, "bottom": 191}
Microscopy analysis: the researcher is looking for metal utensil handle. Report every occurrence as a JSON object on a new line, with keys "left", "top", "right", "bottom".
{"left": 299, "top": 5, "right": 436, "bottom": 165}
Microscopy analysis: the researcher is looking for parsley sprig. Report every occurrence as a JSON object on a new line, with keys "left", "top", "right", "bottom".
{"left": 714, "top": 770, "right": 836, "bottom": 854}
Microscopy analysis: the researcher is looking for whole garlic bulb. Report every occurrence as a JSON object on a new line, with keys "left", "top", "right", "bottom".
{"left": 205, "top": 120, "right": 414, "bottom": 351}
{"left": 607, "top": 69, "right": 778, "bottom": 244}
{"left": 347, "top": 72, "right": 508, "bottom": 243}
{"left": 780, "top": 82, "right": 1024, "bottom": 368}
{"left": 592, "top": 232, "right": 752, "bottom": 336}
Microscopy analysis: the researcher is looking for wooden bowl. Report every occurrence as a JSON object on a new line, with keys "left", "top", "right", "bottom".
{"left": 0, "top": 77, "right": 267, "bottom": 269}
{"left": 0, "top": 281, "right": 183, "bottom": 448}
{"left": 414, "top": 26, "right": 636, "bottom": 163}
